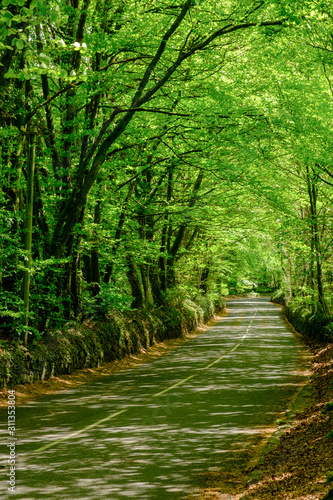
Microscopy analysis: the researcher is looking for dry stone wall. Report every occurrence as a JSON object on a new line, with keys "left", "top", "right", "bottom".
{"left": 0, "top": 298, "right": 225, "bottom": 389}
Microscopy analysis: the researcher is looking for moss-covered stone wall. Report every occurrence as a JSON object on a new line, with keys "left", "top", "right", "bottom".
{"left": 271, "top": 292, "right": 333, "bottom": 341}
{"left": 0, "top": 297, "right": 224, "bottom": 389}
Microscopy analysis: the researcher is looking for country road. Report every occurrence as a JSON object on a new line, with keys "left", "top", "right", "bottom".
{"left": 0, "top": 297, "right": 310, "bottom": 499}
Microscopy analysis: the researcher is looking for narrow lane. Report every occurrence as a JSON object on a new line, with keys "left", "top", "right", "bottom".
{"left": 0, "top": 298, "right": 310, "bottom": 499}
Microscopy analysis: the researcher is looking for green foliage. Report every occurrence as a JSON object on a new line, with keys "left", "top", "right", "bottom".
{"left": 83, "top": 283, "right": 132, "bottom": 319}
{"left": 285, "top": 296, "right": 331, "bottom": 341}
{"left": 288, "top": 295, "right": 316, "bottom": 316}
{"left": 322, "top": 402, "right": 333, "bottom": 415}
{"left": 327, "top": 472, "right": 333, "bottom": 485}
{"left": 322, "top": 322, "right": 333, "bottom": 341}
{"left": 0, "top": 0, "right": 333, "bottom": 344}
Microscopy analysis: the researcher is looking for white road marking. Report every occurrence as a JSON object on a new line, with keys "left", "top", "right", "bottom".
{"left": 33, "top": 409, "right": 127, "bottom": 453}
{"left": 32, "top": 310, "right": 257, "bottom": 453}
{"left": 153, "top": 374, "right": 196, "bottom": 397}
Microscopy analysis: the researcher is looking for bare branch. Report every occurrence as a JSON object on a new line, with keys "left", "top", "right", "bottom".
{"left": 102, "top": 106, "right": 190, "bottom": 117}
{"left": 24, "top": 82, "right": 83, "bottom": 124}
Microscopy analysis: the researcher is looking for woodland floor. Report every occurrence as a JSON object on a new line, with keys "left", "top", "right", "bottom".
{"left": 0, "top": 311, "right": 332, "bottom": 500}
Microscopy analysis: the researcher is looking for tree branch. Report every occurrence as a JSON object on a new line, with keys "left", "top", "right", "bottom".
{"left": 102, "top": 106, "right": 190, "bottom": 117}
{"left": 24, "top": 82, "right": 84, "bottom": 124}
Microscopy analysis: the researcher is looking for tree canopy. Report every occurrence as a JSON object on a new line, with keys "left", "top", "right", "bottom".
{"left": 1, "top": 0, "right": 333, "bottom": 344}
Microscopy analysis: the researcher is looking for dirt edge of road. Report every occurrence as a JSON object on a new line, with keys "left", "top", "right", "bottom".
{"left": 190, "top": 343, "right": 333, "bottom": 499}
{"left": 187, "top": 304, "right": 333, "bottom": 500}
{"left": 237, "top": 340, "right": 333, "bottom": 500}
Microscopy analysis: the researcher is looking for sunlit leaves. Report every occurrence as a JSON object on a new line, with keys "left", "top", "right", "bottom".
{"left": 1, "top": 0, "right": 333, "bottom": 330}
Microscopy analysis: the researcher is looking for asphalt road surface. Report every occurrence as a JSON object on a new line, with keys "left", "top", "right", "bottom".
{"left": 0, "top": 297, "right": 310, "bottom": 499}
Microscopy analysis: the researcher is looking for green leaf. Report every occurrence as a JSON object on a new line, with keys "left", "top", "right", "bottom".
{"left": 3, "top": 10, "right": 12, "bottom": 26}
{"left": 49, "top": 6, "right": 60, "bottom": 25}
{"left": 3, "top": 68, "right": 16, "bottom": 78}
{"left": 39, "top": 52, "right": 51, "bottom": 62}
{"left": 22, "top": 7, "right": 33, "bottom": 15}
{"left": 15, "top": 38, "right": 24, "bottom": 49}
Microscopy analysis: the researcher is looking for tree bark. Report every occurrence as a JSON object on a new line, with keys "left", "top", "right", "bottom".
{"left": 104, "top": 181, "right": 135, "bottom": 284}
{"left": 22, "top": 126, "right": 36, "bottom": 346}
{"left": 165, "top": 170, "right": 203, "bottom": 289}
{"left": 90, "top": 183, "right": 103, "bottom": 296}
{"left": 306, "top": 165, "right": 329, "bottom": 317}
{"left": 199, "top": 267, "right": 210, "bottom": 294}
{"left": 126, "top": 254, "right": 144, "bottom": 309}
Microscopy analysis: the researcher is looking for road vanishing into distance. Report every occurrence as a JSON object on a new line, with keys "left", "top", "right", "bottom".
{"left": 0, "top": 297, "right": 311, "bottom": 499}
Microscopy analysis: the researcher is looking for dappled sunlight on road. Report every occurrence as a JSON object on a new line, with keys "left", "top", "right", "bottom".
{"left": 0, "top": 298, "right": 310, "bottom": 499}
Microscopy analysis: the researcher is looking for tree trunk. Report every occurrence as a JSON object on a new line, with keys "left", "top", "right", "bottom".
{"left": 71, "top": 248, "right": 81, "bottom": 318}
{"left": 158, "top": 220, "right": 168, "bottom": 292}
{"left": 149, "top": 263, "right": 164, "bottom": 306}
{"left": 90, "top": 193, "right": 102, "bottom": 296}
{"left": 22, "top": 126, "right": 36, "bottom": 346}
{"left": 165, "top": 170, "right": 203, "bottom": 290}
{"left": 126, "top": 255, "right": 144, "bottom": 309}
{"left": 306, "top": 166, "right": 329, "bottom": 317}
{"left": 199, "top": 267, "right": 210, "bottom": 294}
{"left": 104, "top": 181, "right": 135, "bottom": 284}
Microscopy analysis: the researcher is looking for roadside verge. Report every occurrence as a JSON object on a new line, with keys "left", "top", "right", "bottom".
{"left": 241, "top": 314, "right": 333, "bottom": 500}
